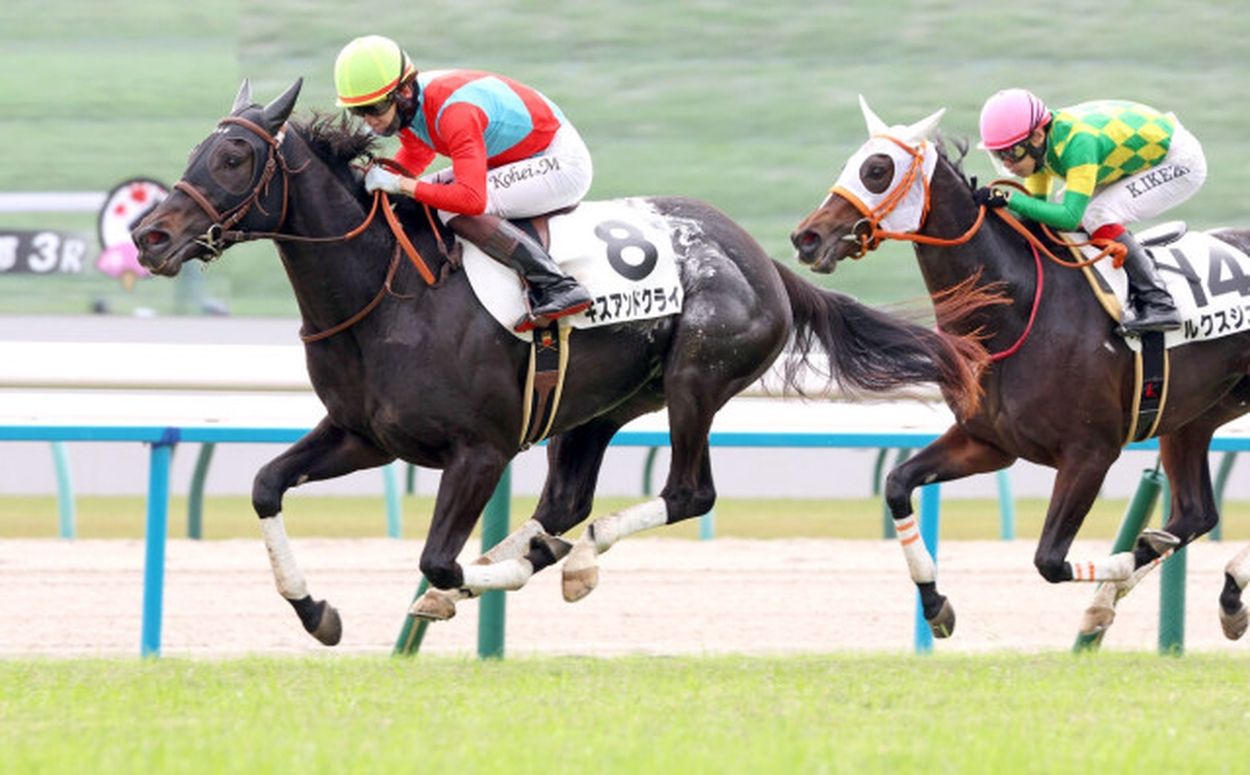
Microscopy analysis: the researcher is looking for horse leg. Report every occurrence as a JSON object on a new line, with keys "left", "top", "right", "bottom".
{"left": 883, "top": 425, "right": 1016, "bottom": 638}
{"left": 563, "top": 373, "right": 735, "bottom": 602}
{"left": 411, "top": 416, "right": 628, "bottom": 618}
{"left": 1220, "top": 545, "right": 1250, "bottom": 640}
{"left": 252, "top": 418, "right": 395, "bottom": 645}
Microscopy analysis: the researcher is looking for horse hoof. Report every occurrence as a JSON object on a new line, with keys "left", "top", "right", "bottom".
{"left": 1220, "top": 604, "right": 1248, "bottom": 640}
{"left": 927, "top": 599, "right": 956, "bottom": 638}
{"left": 310, "top": 600, "right": 342, "bottom": 646}
{"left": 1081, "top": 605, "right": 1116, "bottom": 637}
{"left": 1138, "top": 528, "right": 1180, "bottom": 556}
{"left": 562, "top": 567, "right": 599, "bottom": 603}
{"left": 409, "top": 588, "right": 458, "bottom": 621}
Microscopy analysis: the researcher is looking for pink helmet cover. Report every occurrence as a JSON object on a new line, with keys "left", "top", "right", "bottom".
{"left": 979, "top": 88, "right": 1050, "bottom": 150}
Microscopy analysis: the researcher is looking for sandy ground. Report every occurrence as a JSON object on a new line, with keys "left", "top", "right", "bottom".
{"left": 2, "top": 537, "right": 1247, "bottom": 658}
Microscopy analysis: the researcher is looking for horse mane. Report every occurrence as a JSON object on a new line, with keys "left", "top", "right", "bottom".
{"left": 291, "top": 111, "right": 379, "bottom": 194}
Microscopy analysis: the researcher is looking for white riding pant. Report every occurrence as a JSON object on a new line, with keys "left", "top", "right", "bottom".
{"left": 1081, "top": 119, "right": 1207, "bottom": 232}
{"left": 424, "top": 124, "right": 593, "bottom": 223}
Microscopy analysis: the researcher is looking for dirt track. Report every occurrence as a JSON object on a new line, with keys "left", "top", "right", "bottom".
{"left": 2, "top": 537, "right": 1246, "bottom": 658}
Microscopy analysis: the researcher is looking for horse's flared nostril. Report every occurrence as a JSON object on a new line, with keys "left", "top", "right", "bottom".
{"left": 132, "top": 226, "right": 169, "bottom": 250}
{"left": 791, "top": 229, "right": 820, "bottom": 262}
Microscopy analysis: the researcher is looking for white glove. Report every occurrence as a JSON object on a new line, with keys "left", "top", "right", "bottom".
{"left": 364, "top": 166, "right": 406, "bottom": 195}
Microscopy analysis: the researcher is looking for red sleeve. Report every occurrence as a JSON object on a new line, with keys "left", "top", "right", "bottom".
{"left": 411, "top": 103, "right": 489, "bottom": 215}
{"left": 394, "top": 132, "right": 436, "bottom": 178}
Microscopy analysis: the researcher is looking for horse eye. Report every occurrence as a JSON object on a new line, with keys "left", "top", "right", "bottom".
{"left": 859, "top": 155, "right": 895, "bottom": 195}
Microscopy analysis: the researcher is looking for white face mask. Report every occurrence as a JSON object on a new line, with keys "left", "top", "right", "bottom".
{"left": 831, "top": 95, "right": 947, "bottom": 234}
{"left": 831, "top": 136, "right": 939, "bottom": 234}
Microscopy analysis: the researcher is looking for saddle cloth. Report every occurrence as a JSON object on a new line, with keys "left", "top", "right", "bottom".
{"left": 1075, "top": 222, "right": 1250, "bottom": 352}
{"left": 463, "top": 198, "right": 684, "bottom": 341}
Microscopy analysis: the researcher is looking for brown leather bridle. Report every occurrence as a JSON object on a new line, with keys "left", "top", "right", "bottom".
{"left": 171, "top": 113, "right": 442, "bottom": 342}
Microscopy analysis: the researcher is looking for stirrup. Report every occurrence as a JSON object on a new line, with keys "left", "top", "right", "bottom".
{"left": 512, "top": 300, "right": 592, "bottom": 333}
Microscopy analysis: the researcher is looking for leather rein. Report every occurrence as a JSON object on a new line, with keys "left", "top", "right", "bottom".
{"left": 172, "top": 115, "right": 443, "bottom": 343}
{"left": 836, "top": 136, "right": 1127, "bottom": 361}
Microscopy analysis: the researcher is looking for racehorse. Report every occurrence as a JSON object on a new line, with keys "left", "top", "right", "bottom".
{"left": 790, "top": 97, "right": 1250, "bottom": 643}
{"left": 131, "top": 80, "right": 986, "bottom": 646}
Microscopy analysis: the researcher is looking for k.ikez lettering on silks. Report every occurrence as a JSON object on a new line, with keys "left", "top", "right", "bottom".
{"left": 1127, "top": 164, "right": 1190, "bottom": 198}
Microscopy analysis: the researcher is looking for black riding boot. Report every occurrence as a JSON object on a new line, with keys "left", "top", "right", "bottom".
{"left": 1116, "top": 231, "right": 1181, "bottom": 335}
{"left": 450, "top": 214, "right": 592, "bottom": 331}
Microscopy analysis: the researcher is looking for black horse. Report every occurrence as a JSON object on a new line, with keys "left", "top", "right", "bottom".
{"left": 790, "top": 97, "right": 1250, "bottom": 642}
{"left": 133, "top": 80, "right": 984, "bottom": 646}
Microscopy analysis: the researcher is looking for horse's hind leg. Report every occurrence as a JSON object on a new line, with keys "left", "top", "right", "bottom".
{"left": 1220, "top": 545, "right": 1250, "bottom": 640}
{"left": 562, "top": 382, "right": 730, "bottom": 605}
{"left": 252, "top": 418, "right": 395, "bottom": 645}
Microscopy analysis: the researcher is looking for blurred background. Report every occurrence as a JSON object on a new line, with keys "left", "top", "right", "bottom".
{"left": 4, "top": 0, "right": 1248, "bottom": 315}
{"left": 3, "top": 0, "right": 1250, "bottom": 519}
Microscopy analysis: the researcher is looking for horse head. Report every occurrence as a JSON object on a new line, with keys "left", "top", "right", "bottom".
{"left": 132, "top": 78, "right": 304, "bottom": 276}
{"left": 790, "top": 95, "right": 946, "bottom": 272}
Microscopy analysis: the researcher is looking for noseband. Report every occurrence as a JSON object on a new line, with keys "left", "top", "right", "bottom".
{"left": 173, "top": 115, "right": 296, "bottom": 259}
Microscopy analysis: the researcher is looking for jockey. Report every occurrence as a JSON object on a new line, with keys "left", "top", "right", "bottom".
{"left": 333, "top": 34, "right": 593, "bottom": 331}
{"left": 975, "top": 88, "right": 1207, "bottom": 334}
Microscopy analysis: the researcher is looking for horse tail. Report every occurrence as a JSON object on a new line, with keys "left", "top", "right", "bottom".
{"left": 774, "top": 261, "right": 987, "bottom": 418}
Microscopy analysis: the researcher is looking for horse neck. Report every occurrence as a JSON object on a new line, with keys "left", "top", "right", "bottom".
{"left": 915, "top": 163, "right": 1040, "bottom": 301}
{"left": 274, "top": 135, "right": 433, "bottom": 338}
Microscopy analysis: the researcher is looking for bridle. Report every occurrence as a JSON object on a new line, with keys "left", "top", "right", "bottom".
{"left": 170, "top": 112, "right": 443, "bottom": 342}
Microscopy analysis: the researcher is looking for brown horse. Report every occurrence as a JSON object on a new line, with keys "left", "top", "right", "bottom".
{"left": 790, "top": 97, "right": 1250, "bottom": 643}
{"left": 130, "top": 80, "right": 985, "bottom": 646}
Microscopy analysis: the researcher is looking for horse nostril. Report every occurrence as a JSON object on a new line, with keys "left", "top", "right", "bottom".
{"left": 791, "top": 230, "right": 820, "bottom": 257}
{"left": 134, "top": 228, "right": 169, "bottom": 249}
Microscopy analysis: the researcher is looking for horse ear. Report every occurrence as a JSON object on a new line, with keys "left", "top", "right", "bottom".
{"left": 231, "top": 79, "right": 253, "bottom": 114}
{"left": 904, "top": 108, "right": 946, "bottom": 142}
{"left": 261, "top": 78, "right": 303, "bottom": 132}
{"left": 858, "top": 94, "right": 889, "bottom": 136}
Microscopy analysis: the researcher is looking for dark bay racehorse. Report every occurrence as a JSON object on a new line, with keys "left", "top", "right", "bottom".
{"left": 132, "top": 80, "right": 986, "bottom": 646}
{"left": 790, "top": 97, "right": 1250, "bottom": 642}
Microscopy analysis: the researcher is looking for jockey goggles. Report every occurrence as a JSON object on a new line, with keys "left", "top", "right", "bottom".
{"left": 348, "top": 95, "right": 395, "bottom": 118}
{"left": 993, "top": 141, "right": 1031, "bottom": 163}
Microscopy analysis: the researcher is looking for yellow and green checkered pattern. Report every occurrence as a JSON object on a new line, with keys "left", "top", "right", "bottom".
{"left": 1048, "top": 100, "right": 1175, "bottom": 187}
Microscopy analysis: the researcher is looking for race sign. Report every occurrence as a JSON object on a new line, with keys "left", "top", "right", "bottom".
{"left": 0, "top": 229, "right": 91, "bottom": 274}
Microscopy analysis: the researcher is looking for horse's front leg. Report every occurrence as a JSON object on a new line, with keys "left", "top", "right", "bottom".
{"left": 252, "top": 418, "right": 395, "bottom": 645}
{"left": 884, "top": 424, "right": 1016, "bottom": 638}
{"left": 1220, "top": 545, "right": 1250, "bottom": 640}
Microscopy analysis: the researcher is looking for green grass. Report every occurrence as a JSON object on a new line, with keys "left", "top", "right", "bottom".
{"left": 2, "top": 654, "right": 1248, "bottom": 773}
{"left": 4, "top": 494, "right": 1250, "bottom": 541}
{"left": 4, "top": 1, "right": 1250, "bottom": 315}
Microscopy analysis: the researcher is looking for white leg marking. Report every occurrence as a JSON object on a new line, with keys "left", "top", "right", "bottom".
{"left": 893, "top": 516, "right": 934, "bottom": 584}
{"left": 260, "top": 514, "right": 308, "bottom": 600}
{"left": 1226, "top": 544, "right": 1250, "bottom": 589}
{"left": 460, "top": 558, "right": 534, "bottom": 592}
{"left": 1067, "top": 551, "right": 1136, "bottom": 582}
{"left": 588, "top": 498, "right": 667, "bottom": 553}
{"left": 479, "top": 519, "right": 544, "bottom": 565}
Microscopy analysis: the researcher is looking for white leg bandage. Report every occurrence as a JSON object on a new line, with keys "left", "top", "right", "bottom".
{"left": 1226, "top": 545, "right": 1250, "bottom": 590}
{"left": 480, "top": 519, "right": 544, "bottom": 565}
{"left": 260, "top": 514, "right": 308, "bottom": 600}
{"left": 589, "top": 498, "right": 668, "bottom": 553}
{"left": 893, "top": 516, "right": 935, "bottom": 584}
{"left": 1068, "top": 551, "right": 1136, "bottom": 582}
{"left": 460, "top": 558, "right": 534, "bottom": 593}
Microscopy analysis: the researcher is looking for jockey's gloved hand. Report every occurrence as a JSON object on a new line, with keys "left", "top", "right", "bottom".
{"left": 973, "top": 186, "right": 1010, "bottom": 209}
{"left": 364, "top": 166, "right": 406, "bottom": 195}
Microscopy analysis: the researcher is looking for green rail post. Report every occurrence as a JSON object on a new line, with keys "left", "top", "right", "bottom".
{"left": 996, "top": 469, "right": 1015, "bottom": 540}
{"left": 186, "top": 443, "right": 215, "bottom": 539}
{"left": 1073, "top": 466, "right": 1164, "bottom": 652}
{"left": 1211, "top": 452, "right": 1236, "bottom": 542}
{"left": 50, "top": 441, "right": 75, "bottom": 539}
{"left": 642, "top": 447, "right": 660, "bottom": 496}
{"left": 405, "top": 463, "right": 417, "bottom": 496}
{"left": 477, "top": 467, "right": 510, "bottom": 659}
{"left": 393, "top": 578, "right": 431, "bottom": 655}
{"left": 382, "top": 461, "right": 402, "bottom": 538}
{"left": 1157, "top": 478, "right": 1187, "bottom": 655}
